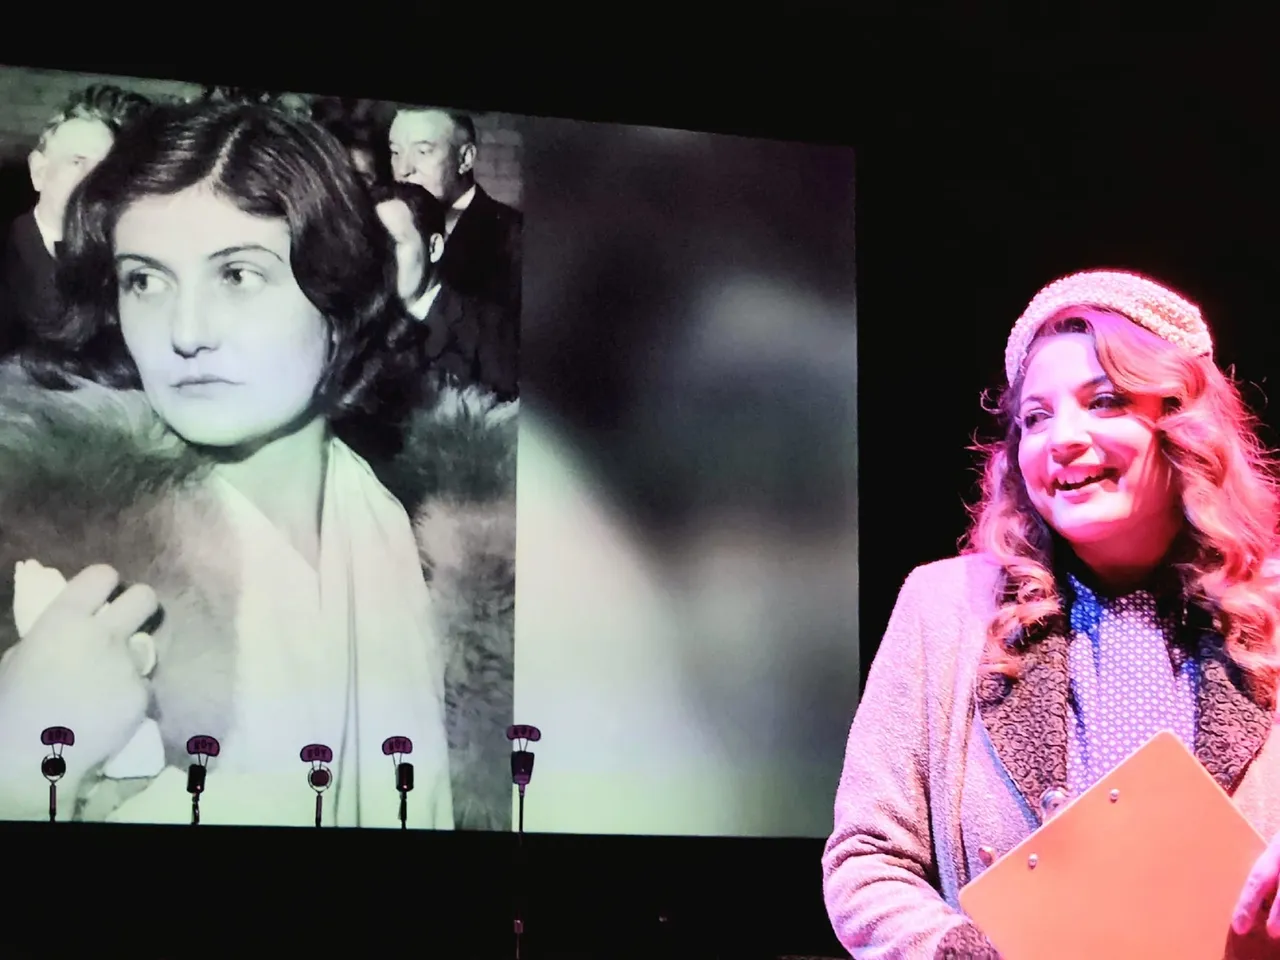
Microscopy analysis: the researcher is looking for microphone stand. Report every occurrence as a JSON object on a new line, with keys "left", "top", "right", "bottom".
{"left": 507, "top": 725, "right": 539, "bottom": 960}
{"left": 188, "top": 764, "right": 206, "bottom": 826}
{"left": 301, "top": 745, "right": 334, "bottom": 828}
{"left": 515, "top": 780, "right": 527, "bottom": 960}
{"left": 39, "top": 728, "right": 74, "bottom": 823}
{"left": 396, "top": 760, "right": 413, "bottom": 830}
{"left": 186, "top": 738, "right": 219, "bottom": 827}
{"left": 382, "top": 740, "right": 415, "bottom": 831}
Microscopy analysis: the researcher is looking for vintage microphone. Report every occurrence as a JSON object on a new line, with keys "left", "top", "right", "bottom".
{"left": 508, "top": 725, "right": 540, "bottom": 836}
{"left": 185, "top": 735, "right": 220, "bottom": 826}
{"left": 507, "top": 724, "right": 541, "bottom": 960}
{"left": 39, "top": 726, "right": 74, "bottom": 822}
{"left": 381, "top": 736, "right": 414, "bottom": 830}
{"left": 301, "top": 744, "right": 333, "bottom": 827}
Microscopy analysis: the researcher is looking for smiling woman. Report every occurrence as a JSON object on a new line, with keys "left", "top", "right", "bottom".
{"left": 822, "top": 269, "right": 1280, "bottom": 957}
{"left": 1014, "top": 315, "right": 1184, "bottom": 590}
{"left": 0, "top": 101, "right": 518, "bottom": 831}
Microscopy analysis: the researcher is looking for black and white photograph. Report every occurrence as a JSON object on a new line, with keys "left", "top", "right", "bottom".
{"left": 0, "top": 61, "right": 863, "bottom": 846}
{"left": 0, "top": 65, "right": 521, "bottom": 830}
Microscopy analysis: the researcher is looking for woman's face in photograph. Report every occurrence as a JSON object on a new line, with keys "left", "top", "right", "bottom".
{"left": 114, "top": 184, "right": 330, "bottom": 449}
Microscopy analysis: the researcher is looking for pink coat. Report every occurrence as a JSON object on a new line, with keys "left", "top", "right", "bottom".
{"left": 823, "top": 553, "right": 1280, "bottom": 958}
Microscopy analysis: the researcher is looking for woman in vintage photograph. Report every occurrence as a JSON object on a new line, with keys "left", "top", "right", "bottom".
{"left": 0, "top": 100, "right": 516, "bottom": 830}
{"left": 823, "top": 270, "right": 1280, "bottom": 956}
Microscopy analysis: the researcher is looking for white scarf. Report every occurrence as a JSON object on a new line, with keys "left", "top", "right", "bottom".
{"left": 52, "top": 437, "right": 454, "bottom": 828}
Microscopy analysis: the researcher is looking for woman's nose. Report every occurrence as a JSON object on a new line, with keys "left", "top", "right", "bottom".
{"left": 170, "top": 289, "right": 218, "bottom": 357}
{"left": 1047, "top": 407, "right": 1090, "bottom": 458}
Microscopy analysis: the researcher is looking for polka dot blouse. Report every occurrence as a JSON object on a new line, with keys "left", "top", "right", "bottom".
{"left": 1065, "top": 573, "right": 1199, "bottom": 796}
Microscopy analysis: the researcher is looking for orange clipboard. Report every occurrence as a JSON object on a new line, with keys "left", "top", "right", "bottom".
{"left": 959, "top": 730, "right": 1269, "bottom": 960}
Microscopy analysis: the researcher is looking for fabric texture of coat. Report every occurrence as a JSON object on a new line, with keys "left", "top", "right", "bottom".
{"left": 823, "top": 553, "right": 1280, "bottom": 958}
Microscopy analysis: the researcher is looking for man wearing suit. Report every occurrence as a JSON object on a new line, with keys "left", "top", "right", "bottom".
{"left": 387, "top": 108, "right": 522, "bottom": 320}
{"left": 0, "top": 85, "right": 149, "bottom": 357}
{"left": 373, "top": 180, "right": 518, "bottom": 401}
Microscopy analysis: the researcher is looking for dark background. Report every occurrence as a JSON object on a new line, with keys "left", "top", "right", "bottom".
{"left": 2, "top": 21, "right": 1278, "bottom": 960}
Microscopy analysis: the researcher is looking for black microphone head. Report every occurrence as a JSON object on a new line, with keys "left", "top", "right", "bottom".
{"left": 308, "top": 767, "right": 331, "bottom": 791}
{"left": 41, "top": 756, "right": 66, "bottom": 781}
{"left": 511, "top": 750, "right": 534, "bottom": 786}
{"left": 186, "top": 763, "right": 207, "bottom": 796}
{"left": 396, "top": 762, "right": 414, "bottom": 792}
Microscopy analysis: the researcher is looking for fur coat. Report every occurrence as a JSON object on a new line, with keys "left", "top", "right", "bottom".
{"left": 0, "top": 362, "right": 517, "bottom": 831}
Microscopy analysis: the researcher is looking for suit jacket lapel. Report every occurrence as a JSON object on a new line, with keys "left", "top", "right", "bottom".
{"left": 441, "top": 187, "right": 487, "bottom": 272}
{"left": 976, "top": 628, "right": 1071, "bottom": 824}
{"left": 1194, "top": 631, "right": 1273, "bottom": 792}
{"left": 422, "top": 285, "right": 465, "bottom": 359}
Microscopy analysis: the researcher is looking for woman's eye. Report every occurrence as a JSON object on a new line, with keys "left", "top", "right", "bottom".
{"left": 1091, "top": 393, "right": 1130, "bottom": 411}
{"left": 222, "top": 265, "right": 266, "bottom": 291}
{"left": 120, "top": 271, "right": 167, "bottom": 297}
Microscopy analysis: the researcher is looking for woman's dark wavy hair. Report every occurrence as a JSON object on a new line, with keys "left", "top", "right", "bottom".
{"left": 26, "top": 100, "right": 425, "bottom": 427}
{"left": 368, "top": 180, "right": 447, "bottom": 303}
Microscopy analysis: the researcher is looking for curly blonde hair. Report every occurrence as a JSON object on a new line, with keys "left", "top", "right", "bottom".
{"left": 963, "top": 309, "right": 1280, "bottom": 707}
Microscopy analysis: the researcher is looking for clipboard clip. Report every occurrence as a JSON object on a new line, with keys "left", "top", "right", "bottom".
{"left": 1040, "top": 787, "right": 1071, "bottom": 821}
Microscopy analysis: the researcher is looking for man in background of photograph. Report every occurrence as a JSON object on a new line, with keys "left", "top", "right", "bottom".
{"left": 388, "top": 107, "right": 522, "bottom": 320}
{"left": 0, "top": 84, "right": 150, "bottom": 357}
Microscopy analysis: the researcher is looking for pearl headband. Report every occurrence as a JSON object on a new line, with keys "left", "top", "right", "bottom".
{"left": 1005, "top": 269, "right": 1213, "bottom": 385}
